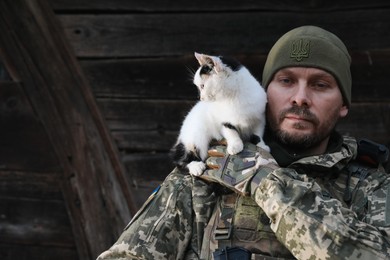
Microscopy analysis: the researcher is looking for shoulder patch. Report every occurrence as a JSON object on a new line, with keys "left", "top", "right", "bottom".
{"left": 124, "top": 185, "right": 161, "bottom": 230}
{"left": 357, "top": 138, "right": 389, "bottom": 166}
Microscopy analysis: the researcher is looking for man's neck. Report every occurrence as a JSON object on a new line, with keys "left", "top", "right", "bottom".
{"left": 264, "top": 130, "right": 343, "bottom": 167}
{"left": 301, "top": 136, "right": 330, "bottom": 156}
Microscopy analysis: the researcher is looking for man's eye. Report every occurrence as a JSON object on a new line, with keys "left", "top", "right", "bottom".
{"left": 313, "top": 82, "right": 329, "bottom": 89}
{"left": 280, "top": 78, "right": 292, "bottom": 84}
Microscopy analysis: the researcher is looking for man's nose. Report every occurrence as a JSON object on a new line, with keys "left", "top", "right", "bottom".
{"left": 290, "top": 83, "right": 311, "bottom": 107}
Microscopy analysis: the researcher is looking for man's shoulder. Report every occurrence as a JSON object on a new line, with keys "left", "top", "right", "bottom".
{"left": 343, "top": 139, "right": 390, "bottom": 194}
{"left": 354, "top": 138, "right": 389, "bottom": 170}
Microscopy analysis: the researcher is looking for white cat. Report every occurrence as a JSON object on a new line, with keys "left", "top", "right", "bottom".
{"left": 170, "top": 52, "right": 269, "bottom": 176}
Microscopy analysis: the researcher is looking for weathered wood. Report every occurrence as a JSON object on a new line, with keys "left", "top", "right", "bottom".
{"left": 81, "top": 50, "right": 390, "bottom": 102}
{"left": 119, "top": 101, "right": 390, "bottom": 208}
{"left": 0, "top": 81, "right": 60, "bottom": 171}
{"left": 0, "top": 1, "right": 389, "bottom": 258}
{"left": 122, "top": 153, "right": 173, "bottom": 181}
{"left": 58, "top": 10, "right": 390, "bottom": 57}
{"left": 339, "top": 102, "right": 390, "bottom": 147}
{"left": 0, "top": 197, "right": 75, "bottom": 247}
{"left": 112, "top": 130, "right": 177, "bottom": 151}
{"left": 51, "top": 0, "right": 390, "bottom": 12}
{"left": 350, "top": 50, "right": 390, "bottom": 102}
{"left": 0, "top": 62, "right": 11, "bottom": 80}
{"left": 122, "top": 153, "right": 173, "bottom": 208}
{"left": 0, "top": 244, "right": 78, "bottom": 260}
{"left": 98, "top": 99, "right": 389, "bottom": 145}
{"left": 98, "top": 98, "right": 195, "bottom": 131}
{"left": 0, "top": 0, "right": 136, "bottom": 258}
{"left": 126, "top": 178, "right": 164, "bottom": 209}
{"left": 109, "top": 101, "right": 390, "bottom": 195}
{"left": 0, "top": 170, "right": 62, "bottom": 199}
{"left": 81, "top": 56, "right": 200, "bottom": 100}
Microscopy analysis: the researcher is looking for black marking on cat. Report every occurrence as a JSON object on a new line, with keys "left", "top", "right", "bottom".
{"left": 219, "top": 56, "right": 242, "bottom": 71}
{"left": 223, "top": 122, "right": 238, "bottom": 132}
{"left": 170, "top": 142, "right": 201, "bottom": 172}
{"left": 250, "top": 134, "right": 261, "bottom": 145}
{"left": 200, "top": 65, "right": 213, "bottom": 75}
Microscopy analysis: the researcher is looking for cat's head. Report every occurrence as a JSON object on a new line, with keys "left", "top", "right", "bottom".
{"left": 193, "top": 52, "right": 242, "bottom": 101}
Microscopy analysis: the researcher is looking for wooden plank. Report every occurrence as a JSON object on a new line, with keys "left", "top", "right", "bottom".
{"left": 98, "top": 99, "right": 389, "bottom": 146}
{"left": 50, "top": 0, "right": 390, "bottom": 12}
{"left": 122, "top": 153, "right": 173, "bottom": 208}
{"left": 0, "top": 0, "right": 136, "bottom": 258}
{"left": 338, "top": 102, "right": 390, "bottom": 147}
{"left": 81, "top": 50, "right": 390, "bottom": 102}
{"left": 129, "top": 179, "right": 166, "bottom": 209}
{"left": 0, "top": 170, "right": 62, "bottom": 200}
{"left": 80, "top": 56, "right": 200, "bottom": 100}
{"left": 113, "top": 130, "right": 177, "bottom": 152}
{"left": 104, "top": 101, "right": 388, "bottom": 142}
{"left": 58, "top": 10, "right": 390, "bottom": 57}
{"left": 0, "top": 244, "right": 78, "bottom": 260}
{"left": 350, "top": 50, "right": 390, "bottom": 102}
{"left": 0, "top": 197, "right": 75, "bottom": 247}
{"left": 0, "top": 82, "right": 60, "bottom": 172}
{"left": 97, "top": 98, "right": 195, "bottom": 131}
{"left": 115, "top": 102, "right": 389, "bottom": 208}
{"left": 123, "top": 153, "right": 173, "bottom": 181}
{"left": 0, "top": 62, "right": 11, "bottom": 80}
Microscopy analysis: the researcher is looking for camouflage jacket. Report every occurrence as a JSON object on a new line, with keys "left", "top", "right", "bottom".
{"left": 97, "top": 135, "right": 390, "bottom": 260}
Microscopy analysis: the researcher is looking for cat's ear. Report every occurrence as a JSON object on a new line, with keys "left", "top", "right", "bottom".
{"left": 194, "top": 52, "right": 207, "bottom": 65}
{"left": 195, "top": 52, "right": 215, "bottom": 67}
{"left": 210, "top": 56, "right": 223, "bottom": 73}
{"left": 194, "top": 52, "right": 223, "bottom": 72}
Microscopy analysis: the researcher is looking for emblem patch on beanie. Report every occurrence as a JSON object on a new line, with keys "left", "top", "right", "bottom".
{"left": 290, "top": 39, "right": 310, "bottom": 61}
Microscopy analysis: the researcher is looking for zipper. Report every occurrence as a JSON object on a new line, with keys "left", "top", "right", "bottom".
{"left": 145, "top": 191, "right": 174, "bottom": 243}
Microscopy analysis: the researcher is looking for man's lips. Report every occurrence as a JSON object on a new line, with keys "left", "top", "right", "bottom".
{"left": 284, "top": 114, "right": 312, "bottom": 122}
{"left": 279, "top": 107, "right": 320, "bottom": 126}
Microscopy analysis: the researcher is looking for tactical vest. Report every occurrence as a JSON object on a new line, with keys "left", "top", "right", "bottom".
{"left": 200, "top": 192, "right": 295, "bottom": 260}
{"left": 200, "top": 164, "right": 385, "bottom": 259}
{"left": 199, "top": 138, "right": 388, "bottom": 259}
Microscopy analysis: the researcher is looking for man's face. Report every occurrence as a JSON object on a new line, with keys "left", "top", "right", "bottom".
{"left": 266, "top": 67, "right": 348, "bottom": 150}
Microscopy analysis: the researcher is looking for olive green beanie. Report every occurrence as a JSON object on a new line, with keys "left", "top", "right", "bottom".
{"left": 262, "top": 25, "right": 352, "bottom": 107}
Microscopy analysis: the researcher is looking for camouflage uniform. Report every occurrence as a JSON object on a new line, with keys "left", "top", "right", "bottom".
{"left": 97, "top": 134, "right": 390, "bottom": 260}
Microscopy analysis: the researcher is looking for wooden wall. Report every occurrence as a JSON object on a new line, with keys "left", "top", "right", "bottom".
{"left": 0, "top": 1, "right": 389, "bottom": 259}
{"left": 53, "top": 0, "right": 390, "bottom": 205}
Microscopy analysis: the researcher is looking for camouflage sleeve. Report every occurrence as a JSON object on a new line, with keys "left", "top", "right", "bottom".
{"left": 96, "top": 168, "right": 217, "bottom": 260}
{"left": 252, "top": 167, "right": 390, "bottom": 260}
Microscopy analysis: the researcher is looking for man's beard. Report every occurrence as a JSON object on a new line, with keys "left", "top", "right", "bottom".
{"left": 268, "top": 106, "right": 339, "bottom": 150}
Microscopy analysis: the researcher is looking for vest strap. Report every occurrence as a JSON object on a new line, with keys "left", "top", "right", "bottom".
{"left": 213, "top": 246, "right": 295, "bottom": 260}
{"left": 213, "top": 193, "right": 237, "bottom": 248}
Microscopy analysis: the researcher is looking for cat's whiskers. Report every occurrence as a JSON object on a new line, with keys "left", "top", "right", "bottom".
{"left": 186, "top": 66, "right": 196, "bottom": 80}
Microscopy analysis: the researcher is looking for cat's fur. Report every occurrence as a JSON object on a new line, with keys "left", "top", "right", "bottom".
{"left": 170, "top": 52, "right": 269, "bottom": 176}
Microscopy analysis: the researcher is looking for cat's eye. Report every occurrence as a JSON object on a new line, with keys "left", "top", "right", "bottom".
{"left": 200, "top": 65, "right": 213, "bottom": 75}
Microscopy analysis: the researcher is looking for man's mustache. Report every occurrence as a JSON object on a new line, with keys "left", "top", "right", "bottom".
{"left": 280, "top": 106, "right": 319, "bottom": 125}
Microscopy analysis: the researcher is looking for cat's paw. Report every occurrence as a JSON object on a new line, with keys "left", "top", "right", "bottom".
{"left": 227, "top": 140, "right": 244, "bottom": 155}
{"left": 187, "top": 161, "right": 206, "bottom": 176}
{"left": 257, "top": 140, "right": 270, "bottom": 152}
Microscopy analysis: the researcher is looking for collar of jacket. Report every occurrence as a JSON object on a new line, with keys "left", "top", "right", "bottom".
{"left": 265, "top": 130, "right": 357, "bottom": 172}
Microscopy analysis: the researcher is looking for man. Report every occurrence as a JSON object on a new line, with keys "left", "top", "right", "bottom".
{"left": 98, "top": 26, "right": 390, "bottom": 259}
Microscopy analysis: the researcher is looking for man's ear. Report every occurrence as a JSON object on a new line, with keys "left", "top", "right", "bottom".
{"left": 339, "top": 105, "right": 349, "bottom": 118}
